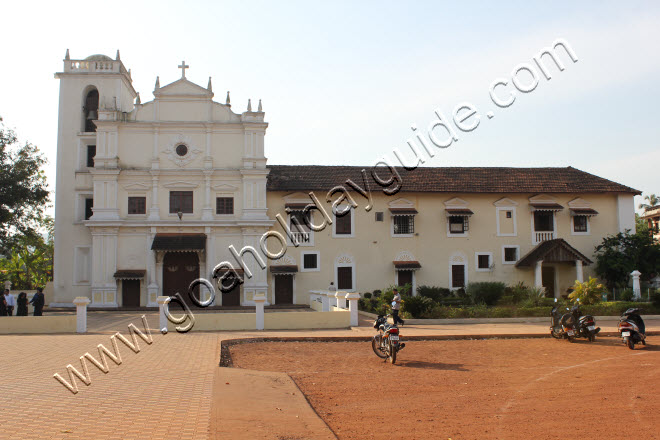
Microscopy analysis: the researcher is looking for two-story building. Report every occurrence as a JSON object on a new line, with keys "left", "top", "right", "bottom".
{"left": 51, "top": 52, "right": 640, "bottom": 308}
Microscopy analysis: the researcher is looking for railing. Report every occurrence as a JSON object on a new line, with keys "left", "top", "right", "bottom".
{"left": 534, "top": 231, "right": 555, "bottom": 244}
{"left": 290, "top": 231, "right": 311, "bottom": 245}
{"left": 65, "top": 60, "right": 120, "bottom": 73}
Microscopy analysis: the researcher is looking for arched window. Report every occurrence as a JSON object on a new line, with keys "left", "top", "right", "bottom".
{"left": 83, "top": 88, "right": 99, "bottom": 132}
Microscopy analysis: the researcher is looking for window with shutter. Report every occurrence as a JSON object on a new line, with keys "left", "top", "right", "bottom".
{"left": 335, "top": 210, "right": 352, "bottom": 235}
{"left": 337, "top": 267, "right": 353, "bottom": 290}
{"left": 169, "top": 191, "right": 193, "bottom": 213}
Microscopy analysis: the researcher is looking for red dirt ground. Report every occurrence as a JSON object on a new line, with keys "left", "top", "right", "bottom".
{"left": 229, "top": 337, "right": 659, "bottom": 440}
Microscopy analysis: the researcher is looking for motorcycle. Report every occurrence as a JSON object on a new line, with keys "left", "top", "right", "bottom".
{"left": 550, "top": 298, "right": 577, "bottom": 342}
{"left": 618, "top": 308, "right": 646, "bottom": 350}
{"left": 571, "top": 300, "right": 600, "bottom": 342}
{"left": 372, "top": 314, "right": 405, "bottom": 364}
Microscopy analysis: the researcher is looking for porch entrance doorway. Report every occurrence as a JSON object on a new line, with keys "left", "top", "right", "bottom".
{"left": 121, "top": 279, "right": 140, "bottom": 307}
{"left": 542, "top": 266, "right": 556, "bottom": 298}
{"left": 274, "top": 276, "right": 294, "bottom": 304}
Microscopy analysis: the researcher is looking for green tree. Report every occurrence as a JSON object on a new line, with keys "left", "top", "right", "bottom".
{"left": 0, "top": 216, "right": 53, "bottom": 289}
{"left": 0, "top": 117, "right": 50, "bottom": 253}
{"left": 638, "top": 193, "right": 659, "bottom": 211}
{"left": 594, "top": 229, "right": 660, "bottom": 289}
{"left": 568, "top": 277, "right": 605, "bottom": 305}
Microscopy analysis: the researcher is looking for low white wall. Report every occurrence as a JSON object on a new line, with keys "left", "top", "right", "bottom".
{"left": 0, "top": 315, "right": 76, "bottom": 334}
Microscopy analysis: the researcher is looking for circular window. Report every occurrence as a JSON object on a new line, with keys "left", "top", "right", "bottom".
{"left": 175, "top": 144, "right": 188, "bottom": 156}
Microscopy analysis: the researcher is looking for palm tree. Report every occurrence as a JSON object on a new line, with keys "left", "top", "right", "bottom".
{"left": 639, "top": 193, "right": 659, "bottom": 211}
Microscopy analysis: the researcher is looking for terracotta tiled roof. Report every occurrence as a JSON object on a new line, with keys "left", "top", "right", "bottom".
{"left": 516, "top": 239, "right": 593, "bottom": 267}
{"left": 266, "top": 166, "right": 640, "bottom": 194}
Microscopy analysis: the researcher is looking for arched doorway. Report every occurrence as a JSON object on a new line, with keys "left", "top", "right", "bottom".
{"left": 162, "top": 252, "right": 200, "bottom": 306}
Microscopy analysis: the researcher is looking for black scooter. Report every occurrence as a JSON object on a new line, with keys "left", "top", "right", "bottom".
{"left": 550, "top": 298, "right": 576, "bottom": 342}
{"left": 618, "top": 308, "right": 646, "bottom": 350}
{"left": 571, "top": 299, "right": 600, "bottom": 342}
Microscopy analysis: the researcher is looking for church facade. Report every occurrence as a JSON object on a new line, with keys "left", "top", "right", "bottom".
{"left": 52, "top": 52, "right": 639, "bottom": 308}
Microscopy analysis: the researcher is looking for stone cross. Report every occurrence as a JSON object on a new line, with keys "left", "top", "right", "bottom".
{"left": 178, "top": 60, "right": 189, "bottom": 78}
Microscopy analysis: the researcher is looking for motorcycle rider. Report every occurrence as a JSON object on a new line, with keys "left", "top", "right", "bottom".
{"left": 391, "top": 288, "right": 405, "bottom": 326}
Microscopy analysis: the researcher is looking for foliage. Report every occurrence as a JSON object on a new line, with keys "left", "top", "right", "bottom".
{"left": 362, "top": 292, "right": 372, "bottom": 299}
{"left": 466, "top": 282, "right": 506, "bottom": 306}
{"left": 401, "top": 295, "right": 435, "bottom": 318}
{"left": 619, "top": 288, "right": 634, "bottom": 302}
{"left": 0, "top": 216, "right": 54, "bottom": 289}
{"left": 638, "top": 193, "right": 659, "bottom": 211}
{"left": 0, "top": 118, "right": 50, "bottom": 253}
{"left": 568, "top": 277, "right": 606, "bottom": 305}
{"left": 594, "top": 229, "right": 660, "bottom": 289}
{"left": 651, "top": 290, "right": 660, "bottom": 308}
{"left": 417, "top": 285, "right": 452, "bottom": 302}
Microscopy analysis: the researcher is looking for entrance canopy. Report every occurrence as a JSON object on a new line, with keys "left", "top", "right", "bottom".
{"left": 113, "top": 270, "right": 146, "bottom": 279}
{"left": 393, "top": 261, "right": 421, "bottom": 270}
{"left": 515, "top": 238, "right": 592, "bottom": 268}
{"left": 270, "top": 265, "right": 298, "bottom": 275}
{"left": 151, "top": 234, "right": 206, "bottom": 251}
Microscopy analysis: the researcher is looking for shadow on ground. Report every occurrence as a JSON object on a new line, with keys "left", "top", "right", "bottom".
{"left": 395, "top": 359, "right": 470, "bottom": 371}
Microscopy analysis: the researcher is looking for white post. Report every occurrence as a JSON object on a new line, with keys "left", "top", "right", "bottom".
{"left": 73, "top": 297, "right": 91, "bottom": 334}
{"left": 631, "top": 270, "right": 642, "bottom": 300}
{"left": 346, "top": 292, "right": 360, "bottom": 327}
{"left": 254, "top": 293, "right": 266, "bottom": 330}
{"left": 535, "top": 260, "right": 543, "bottom": 289}
{"left": 575, "top": 260, "right": 584, "bottom": 283}
{"left": 157, "top": 296, "right": 170, "bottom": 333}
{"left": 335, "top": 291, "right": 347, "bottom": 309}
{"left": 321, "top": 291, "right": 330, "bottom": 312}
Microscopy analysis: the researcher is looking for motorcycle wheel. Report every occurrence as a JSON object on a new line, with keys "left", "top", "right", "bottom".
{"left": 567, "top": 335, "right": 575, "bottom": 343}
{"left": 588, "top": 332, "right": 595, "bottom": 342}
{"left": 627, "top": 338, "right": 635, "bottom": 350}
{"left": 550, "top": 329, "right": 562, "bottom": 339}
{"left": 372, "top": 335, "right": 387, "bottom": 359}
{"left": 388, "top": 341, "right": 397, "bottom": 364}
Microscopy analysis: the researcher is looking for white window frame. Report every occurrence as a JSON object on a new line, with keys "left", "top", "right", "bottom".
{"left": 496, "top": 206, "right": 517, "bottom": 236}
{"left": 391, "top": 215, "right": 415, "bottom": 238}
{"left": 332, "top": 206, "right": 355, "bottom": 238}
{"left": 531, "top": 210, "right": 557, "bottom": 244}
{"left": 334, "top": 254, "right": 356, "bottom": 292}
{"left": 127, "top": 193, "right": 148, "bottom": 218}
{"left": 300, "top": 250, "right": 321, "bottom": 272}
{"left": 75, "top": 191, "right": 94, "bottom": 223}
{"left": 502, "top": 245, "right": 520, "bottom": 265}
{"left": 475, "top": 252, "right": 493, "bottom": 272}
{"left": 571, "top": 215, "right": 591, "bottom": 236}
{"left": 214, "top": 194, "right": 236, "bottom": 217}
{"left": 446, "top": 215, "right": 469, "bottom": 238}
{"left": 286, "top": 210, "right": 315, "bottom": 247}
{"left": 448, "top": 252, "right": 468, "bottom": 290}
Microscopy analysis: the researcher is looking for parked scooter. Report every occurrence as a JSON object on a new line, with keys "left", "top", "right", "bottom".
{"left": 372, "top": 314, "right": 405, "bottom": 364}
{"left": 571, "top": 299, "right": 600, "bottom": 342}
{"left": 618, "top": 308, "right": 646, "bottom": 350}
{"left": 550, "top": 298, "right": 577, "bottom": 342}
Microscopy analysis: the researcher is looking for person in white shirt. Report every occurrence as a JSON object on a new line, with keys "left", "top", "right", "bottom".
{"left": 391, "top": 288, "right": 404, "bottom": 325}
{"left": 4, "top": 290, "right": 15, "bottom": 316}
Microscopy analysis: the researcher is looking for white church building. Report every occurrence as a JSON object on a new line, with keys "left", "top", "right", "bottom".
{"left": 52, "top": 51, "right": 639, "bottom": 308}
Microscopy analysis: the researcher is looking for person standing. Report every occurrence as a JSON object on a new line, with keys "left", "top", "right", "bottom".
{"left": 16, "top": 292, "right": 29, "bottom": 316}
{"left": 391, "top": 288, "right": 405, "bottom": 326}
{"left": 29, "top": 287, "right": 45, "bottom": 316}
{"left": 5, "top": 290, "right": 15, "bottom": 316}
{"left": 0, "top": 289, "right": 7, "bottom": 316}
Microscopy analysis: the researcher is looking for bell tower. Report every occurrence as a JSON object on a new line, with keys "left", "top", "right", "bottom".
{"left": 52, "top": 50, "right": 137, "bottom": 305}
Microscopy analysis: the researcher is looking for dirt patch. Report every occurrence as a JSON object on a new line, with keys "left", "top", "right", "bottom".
{"left": 230, "top": 337, "right": 659, "bottom": 440}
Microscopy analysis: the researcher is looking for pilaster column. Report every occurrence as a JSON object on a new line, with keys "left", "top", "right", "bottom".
{"left": 534, "top": 260, "right": 544, "bottom": 290}
{"left": 148, "top": 171, "right": 160, "bottom": 220}
{"left": 202, "top": 171, "right": 213, "bottom": 221}
{"left": 575, "top": 260, "right": 584, "bottom": 283}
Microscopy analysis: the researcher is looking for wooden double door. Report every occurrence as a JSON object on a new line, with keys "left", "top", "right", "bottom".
{"left": 163, "top": 252, "right": 200, "bottom": 306}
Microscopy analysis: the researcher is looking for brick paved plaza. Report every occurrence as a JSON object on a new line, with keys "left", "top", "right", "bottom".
{"left": 2, "top": 311, "right": 658, "bottom": 439}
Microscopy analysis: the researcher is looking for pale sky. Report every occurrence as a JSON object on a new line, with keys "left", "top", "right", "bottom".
{"left": 1, "top": 1, "right": 659, "bottom": 212}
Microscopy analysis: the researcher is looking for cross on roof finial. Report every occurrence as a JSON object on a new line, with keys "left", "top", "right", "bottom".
{"left": 178, "top": 60, "right": 189, "bottom": 78}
